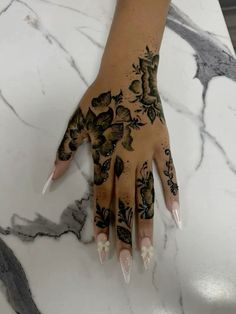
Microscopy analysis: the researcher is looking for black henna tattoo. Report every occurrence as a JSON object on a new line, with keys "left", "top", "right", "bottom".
{"left": 58, "top": 107, "right": 85, "bottom": 161}
{"left": 114, "top": 156, "right": 124, "bottom": 178}
{"left": 85, "top": 107, "right": 124, "bottom": 157}
{"left": 117, "top": 199, "right": 133, "bottom": 245}
{"left": 87, "top": 90, "right": 146, "bottom": 185}
{"left": 129, "top": 46, "right": 165, "bottom": 124}
{"left": 137, "top": 161, "right": 155, "bottom": 219}
{"left": 93, "top": 157, "right": 112, "bottom": 185}
{"left": 117, "top": 226, "right": 132, "bottom": 245}
{"left": 94, "top": 203, "right": 110, "bottom": 229}
{"left": 163, "top": 149, "right": 179, "bottom": 196}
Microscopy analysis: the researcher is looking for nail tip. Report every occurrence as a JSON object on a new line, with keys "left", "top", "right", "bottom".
{"left": 121, "top": 265, "right": 131, "bottom": 284}
{"left": 41, "top": 179, "right": 52, "bottom": 195}
{"left": 171, "top": 207, "right": 182, "bottom": 230}
{"left": 41, "top": 170, "right": 55, "bottom": 195}
{"left": 119, "top": 250, "right": 132, "bottom": 284}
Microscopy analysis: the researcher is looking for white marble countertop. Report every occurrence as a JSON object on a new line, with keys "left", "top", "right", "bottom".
{"left": 0, "top": 0, "right": 236, "bottom": 313}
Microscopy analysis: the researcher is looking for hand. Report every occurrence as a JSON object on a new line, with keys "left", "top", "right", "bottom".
{"left": 46, "top": 46, "right": 181, "bottom": 283}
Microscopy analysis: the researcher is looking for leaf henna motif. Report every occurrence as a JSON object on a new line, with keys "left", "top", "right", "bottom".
{"left": 94, "top": 203, "right": 110, "bottom": 228}
{"left": 117, "top": 226, "right": 132, "bottom": 245}
{"left": 116, "top": 199, "right": 133, "bottom": 245}
{"left": 122, "top": 126, "right": 134, "bottom": 151}
{"left": 114, "top": 156, "right": 124, "bottom": 178}
{"left": 91, "top": 91, "right": 112, "bottom": 108}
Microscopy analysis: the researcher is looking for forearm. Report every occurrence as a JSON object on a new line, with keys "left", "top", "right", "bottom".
{"left": 98, "top": 0, "right": 171, "bottom": 77}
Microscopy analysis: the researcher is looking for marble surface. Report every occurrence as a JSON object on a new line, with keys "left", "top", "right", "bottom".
{"left": 0, "top": 0, "right": 236, "bottom": 313}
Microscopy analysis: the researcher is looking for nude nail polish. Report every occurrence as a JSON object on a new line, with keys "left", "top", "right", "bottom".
{"left": 96, "top": 233, "right": 110, "bottom": 264}
{"left": 140, "top": 237, "right": 154, "bottom": 270}
{"left": 42, "top": 167, "right": 55, "bottom": 195}
{"left": 119, "top": 249, "right": 132, "bottom": 284}
{"left": 171, "top": 201, "right": 182, "bottom": 230}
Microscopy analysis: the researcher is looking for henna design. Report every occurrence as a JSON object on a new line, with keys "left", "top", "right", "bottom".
{"left": 85, "top": 107, "right": 124, "bottom": 157}
{"left": 117, "top": 199, "right": 133, "bottom": 245}
{"left": 163, "top": 149, "right": 178, "bottom": 196}
{"left": 91, "top": 91, "right": 112, "bottom": 108}
{"left": 94, "top": 203, "right": 110, "bottom": 229}
{"left": 129, "top": 46, "right": 165, "bottom": 124}
{"left": 114, "top": 156, "right": 124, "bottom": 178}
{"left": 89, "top": 90, "right": 146, "bottom": 184}
{"left": 93, "top": 157, "right": 112, "bottom": 185}
{"left": 58, "top": 107, "right": 85, "bottom": 161}
{"left": 117, "top": 226, "right": 131, "bottom": 245}
{"left": 137, "top": 161, "right": 154, "bottom": 219}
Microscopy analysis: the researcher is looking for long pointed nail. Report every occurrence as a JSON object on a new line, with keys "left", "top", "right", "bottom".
{"left": 42, "top": 167, "right": 55, "bottom": 195}
{"left": 140, "top": 237, "right": 154, "bottom": 270}
{"left": 96, "top": 233, "right": 110, "bottom": 264}
{"left": 171, "top": 201, "right": 182, "bottom": 230}
{"left": 119, "top": 249, "right": 132, "bottom": 284}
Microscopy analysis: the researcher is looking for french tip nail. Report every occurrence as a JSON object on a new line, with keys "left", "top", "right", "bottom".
{"left": 141, "top": 237, "right": 154, "bottom": 270}
{"left": 119, "top": 249, "right": 132, "bottom": 284}
{"left": 42, "top": 169, "right": 55, "bottom": 195}
{"left": 96, "top": 233, "right": 110, "bottom": 264}
{"left": 171, "top": 201, "right": 183, "bottom": 230}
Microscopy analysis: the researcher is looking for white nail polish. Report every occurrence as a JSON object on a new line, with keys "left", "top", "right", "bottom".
{"left": 119, "top": 249, "right": 132, "bottom": 284}
{"left": 96, "top": 233, "right": 110, "bottom": 264}
{"left": 171, "top": 201, "right": 182, "bottom": 230}
{"left": 42, "top": 168, "right": 55, "bottom": 195}
{"left": 141, "top": 237, "right": 154, "bottom": 270}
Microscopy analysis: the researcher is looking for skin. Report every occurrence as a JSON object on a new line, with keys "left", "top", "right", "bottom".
{"left": 52, "top": 0, "right": 179, "bottom": 262}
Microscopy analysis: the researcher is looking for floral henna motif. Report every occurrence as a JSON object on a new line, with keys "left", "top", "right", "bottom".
{"left": 58, "top": 87, "right": 147, "bottom": 186}
{"left": 85, "top": 107, "right": 124, "bottom": 157}
{"left": 117, "top": 199, "right": 133, "bottom": 245}
{"left": 129, "top": 46, "right": 165, "bottom": 124}
{"left": 137, "top": 161, "right": 155, "bottom": 219}
{"left": 163, "top": 149, "right": 179, "bottom": 196}
{"left": 94, "top": 203, "right": 110, "bottom": 229}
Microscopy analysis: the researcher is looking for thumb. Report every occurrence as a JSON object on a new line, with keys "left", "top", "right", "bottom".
{"left": 53, "top": 106, "right": 88, "bottom": 180}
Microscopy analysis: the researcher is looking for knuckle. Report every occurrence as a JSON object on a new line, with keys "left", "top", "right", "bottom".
{"left": 115, "top": 189, "right": 135, "bottom": 203}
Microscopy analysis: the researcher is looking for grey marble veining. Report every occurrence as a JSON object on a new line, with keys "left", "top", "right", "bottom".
{"left": 0, "top": 237, "right": 41, "bottom": 314}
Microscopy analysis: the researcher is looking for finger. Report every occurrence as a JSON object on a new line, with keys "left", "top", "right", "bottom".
{"left": 93, "top": 153, "right": 114, "bottom": 264}
{"left": 115, "top": 157, "right": 135, "bottom": 283}
{"left": 135, "top": 159, "right": 154, "bottom": 270}
{"left": 153, "top": 142, "right": 182, "bottom": 229}
{"left": 53, "top": 106, "right": 88, "bottom": 179}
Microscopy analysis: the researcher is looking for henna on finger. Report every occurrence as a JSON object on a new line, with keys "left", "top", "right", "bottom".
{"left": 137, "top": 161, "right": 155, "bottom": 219}
{"left": 58, "top": 107, "right": 86, "bottom": 161}
{"left": 117, "top": 199, "right": 133, "bottom": 245}
{"left": 94, "top": 202, "right": 111, "bottom": 229}
{"left": 163, "top": 148, "right": 179, "bottom": 196}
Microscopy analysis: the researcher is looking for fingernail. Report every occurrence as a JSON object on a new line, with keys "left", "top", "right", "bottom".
{"left": 96, "top": 233, "right": 110, "bottom": 264}
{"left": 42, "top": 167, "right": 55, "bottom": 195}
{"left": 171, "top": 201, "right": 182, "bottom": 230}
{"left": 119, "top": 249, "right": 132, "bottom": 284}
{"left": 140, "top": 237, "right": 154, "bottom": 270}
